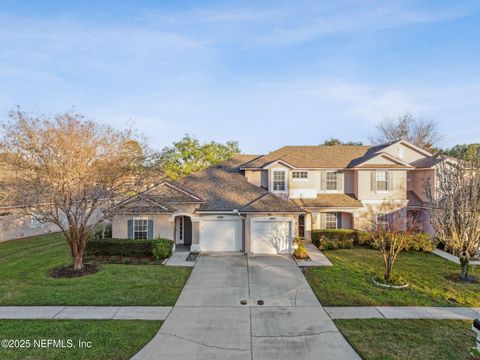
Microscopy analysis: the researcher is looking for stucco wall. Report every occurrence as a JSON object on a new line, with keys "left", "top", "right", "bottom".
{"left": 112, "top": 214, "right": 174, "bottom": 240}
{"left": 245, "top": 170, "right": 268, "bottom": 188}
{"left": 356, "top": 170, "right": 407, "bottom": 200}
{"left": 383, "top": 142, "right": 427, "bottom": 163}
{"left": 411, "top": 169, "right": 435, "bottom": 201}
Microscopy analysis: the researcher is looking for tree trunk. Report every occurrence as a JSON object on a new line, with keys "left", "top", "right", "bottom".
{"left": 384, "top": 257, "right": 392, "bottom": 281}
{"left": 459, "top": 257, "right": 469, "bottom": 280}
{"left": 73, "top": 252, "right": 84, "bottom": 271}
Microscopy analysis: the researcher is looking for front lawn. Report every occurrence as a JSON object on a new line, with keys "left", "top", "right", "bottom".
{"left": 304, "top": 248, "right": 480, "bottom": 306}
{"left": 0, "top": 233, "right": 191, "bottom": 305}
{"left": 0, "top": 319, "right": 161, "bottom": 359}
{"left": 335, "top": 319, "right": 476, "bottom": 360}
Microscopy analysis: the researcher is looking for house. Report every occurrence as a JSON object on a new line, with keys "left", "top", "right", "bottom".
{"left": 111, "top": 140, "right": 443, "bottom": 254}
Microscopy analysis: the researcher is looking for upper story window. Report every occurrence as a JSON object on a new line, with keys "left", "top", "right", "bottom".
{"left": 292, "top": 171, "right": 308, "bottom": 180}
{"left": 326, "top": 171, "right": 338, "bottom": 191}
{"left": 372, "top": 170, "right": 393, "bottom": 192}
{"left": 272, "top": 170, "right": 286, "bottom": 191}
{"left": 133, "top": 218, "right": 148, "bottom": 240}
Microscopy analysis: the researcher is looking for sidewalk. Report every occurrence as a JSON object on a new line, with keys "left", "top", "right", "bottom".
{"left": 325, "top": 306, "right": 480, "bottom": 320}
{"left": 0, "top": 306, "right": 172, "bottom": 320}
{"left": 432, "top": 249, "right": 480, "bottom": 265}
{"left": 295, "top": 243, "right": 333, "bottom": 267}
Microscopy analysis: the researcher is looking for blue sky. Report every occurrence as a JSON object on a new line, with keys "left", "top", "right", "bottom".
{"left": 0, "top": 0, "right": 479, "bottom": 153}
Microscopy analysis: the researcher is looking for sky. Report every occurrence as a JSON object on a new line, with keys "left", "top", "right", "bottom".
{"left": 0, "top": 0, "right": 479, "bottom": 154}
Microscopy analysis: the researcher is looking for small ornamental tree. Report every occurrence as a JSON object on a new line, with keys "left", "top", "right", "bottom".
{"left": 0, "top": 110, "right": 147, "bottom": 270}
{"left": 363, "top": 203, "right": 410, "bottom": 283}
{"left": 424, "top": 157, "right": 480, "bottom": 281}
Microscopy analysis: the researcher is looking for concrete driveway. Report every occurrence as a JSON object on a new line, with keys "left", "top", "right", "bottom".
{"left": 133, "top": 254, "right": 360, "bottom": 360}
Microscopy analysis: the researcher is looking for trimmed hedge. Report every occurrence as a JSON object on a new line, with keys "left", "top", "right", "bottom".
{"left": 86, "top": 237, "right": 174, "bottom": 260}
{"left": 319, "top": 239, "right": 354, "bottom": 251}
{"left": 312, "top": 229, "right": 435, "bottom": 252}
{"left": 311, "top": 229, "right": 355, "bottom": 246}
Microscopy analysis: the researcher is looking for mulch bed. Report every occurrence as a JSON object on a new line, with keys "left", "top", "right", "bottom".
{"left": 186, "top": 252, "right": 199, "bottom": 262}
{"left": 50, "top": 263, "right": 99, "bottom": 278}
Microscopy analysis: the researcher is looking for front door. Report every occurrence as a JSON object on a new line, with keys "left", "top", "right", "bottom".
{"left": 183, "top": 217, "right": 192, "bottom": 245}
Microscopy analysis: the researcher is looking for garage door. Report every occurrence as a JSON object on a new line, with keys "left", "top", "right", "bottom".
{"left": 199, "top": 216, "right": 241, "bottom": 252}
{"left": 250, "top": 217, "right": 293, "bottom": 254}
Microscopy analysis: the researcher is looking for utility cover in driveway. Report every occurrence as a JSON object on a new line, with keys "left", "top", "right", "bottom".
{"left": 250, "top": 217, "right": 292, "bottom": 254}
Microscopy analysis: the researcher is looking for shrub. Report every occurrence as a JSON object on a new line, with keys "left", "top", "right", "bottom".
{"left": 353, "top": 231, "right": 435, "bottom": 252}
{"left": 293, "top": 237, "right": 309, "bottom": 259}
{"left": 318, "top": 239, "right": 354, "bottom": 251}
{"left": 86, "top": 237, "right": 174, "bottom": 260}
{"left": 311, "top": 229, "right": 355, "bottom": 246}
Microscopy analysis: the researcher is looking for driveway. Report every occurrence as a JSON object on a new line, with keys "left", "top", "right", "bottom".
{"left": 133, "top": 254, "right": 360, "bottom": 360}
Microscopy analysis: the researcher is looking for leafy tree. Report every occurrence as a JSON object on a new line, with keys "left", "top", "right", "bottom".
{"left": 151, "top": 134, "right": 241, "bottom": 180}
{"left": 0, "top": 110, "right": 146, "bottom": 270}
{"left": 424, "top": 157, "right": 480, "bottom": 281}
{"left": 370, "top": 113, "right": 442, "bottom": 152}
{"left": 322, "top": 137, "right": 363, "bottom": 146}
{"left": 443, "top": 143, "right": 480, "bottom": 161}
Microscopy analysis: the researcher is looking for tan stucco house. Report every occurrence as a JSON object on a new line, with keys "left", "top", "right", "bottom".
{"left": 111, "top": 140, "right": 443, "bottom": 255}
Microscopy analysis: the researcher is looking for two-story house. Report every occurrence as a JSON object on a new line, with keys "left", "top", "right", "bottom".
{"left": 110, "top": 140, "right": 442, "bottom": 254}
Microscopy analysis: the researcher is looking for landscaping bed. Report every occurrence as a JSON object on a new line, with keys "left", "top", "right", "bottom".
{"left": 0, "top": 319, "right": 161, "bottom": 360}
{"left": 0, "top": 233, "right": 191, "bottom": 306}
{"left": 335, "top": 319, "right": 476, "bottom": 360}
{"left": 304, "top": 248, "right": 480, "bottom": 307}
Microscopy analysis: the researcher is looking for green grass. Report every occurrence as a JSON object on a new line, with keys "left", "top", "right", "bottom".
{"left": 335, "top": 319, "right": 476, "bottom": 360}
{"left": 0, "top": 233, "right": 191, "bottom": 305}
{"left": 0, "top": 319, "right": 161, "bottom": 360}
{"left": 304, "top": 248, "right": 480, "bottom": 306}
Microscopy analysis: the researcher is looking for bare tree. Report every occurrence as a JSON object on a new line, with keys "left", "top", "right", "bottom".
{"left": 370, "top": 113, "right": 442, "bottom": 152}
{"left": 424, "top": 157, "right": 480, "bottom": 281}
{"left": 362, "top": 203, "right": 410, "bottom": 283}
{"left": 0, "top": 110, "right": 147, "bottom": 270}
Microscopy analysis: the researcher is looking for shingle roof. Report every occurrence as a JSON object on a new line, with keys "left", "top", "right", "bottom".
{"left": 411, "top": 156, "right": 444, "bottom": 168}
{"left": 173, "top": 163, "right": 303, "bottom": 212}
{"left": 240, "top": 145, "right": 386, "bottom": 169}
{"left": 144, "top": 182, "right": 204, "bottom": 203}
{"left": 290, "top": 194, "right": 362, "bottom": 208}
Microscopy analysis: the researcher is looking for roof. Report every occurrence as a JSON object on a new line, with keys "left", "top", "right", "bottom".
{"left": 174, "top": 162, "right": 302, "bottom": 212}
{"left": 291, "top": 194, "right": 362, "bottom": 208}
{"left": 240, "top": 145, "right": 392, "bottom": 169}
{"left": 411, "top": 156, "right": 444, "bottom": 169}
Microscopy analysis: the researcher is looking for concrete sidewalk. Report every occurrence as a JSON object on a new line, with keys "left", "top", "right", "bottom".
{"left": 325, "top": 306, "right": 480, "bottom": 320}
{"left": 0, "top": 306, "right": 172, "bottom": 320}
{"left": 433, "top": 249, "right": 480, "bottom": 265}
{"left": 295, "top": 243, "right": 333, "bottom": 267}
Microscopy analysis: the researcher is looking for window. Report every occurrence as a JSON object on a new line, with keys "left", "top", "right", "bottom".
{"left": 325, "top": 213, "right": 337, "bottom": 229}
{"left": 292, "top": 171, "right": 308, "bottom": 179}
{"left": 273, "top": 170, "right": 286, "bottom": 191}
{"left": 376, "top": 171, "right": 389, "bottom": 191}
{"left": 326, "top": 171, "right": 338, "bottom": 191}
{"left": 376, "top": 213, "right": 390, "bottom": 230}
{"left": 133, "top": 219, "right": 148, "bottom": 239}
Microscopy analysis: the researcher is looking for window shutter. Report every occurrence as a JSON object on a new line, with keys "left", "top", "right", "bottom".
{"left": 337, "top": 213, "right": 342, "bottom": 229}
{"left": 370, "top": 171, "right": 376, "bottom": 191}
{"left": 319, "top": 213, "right": 326, "bottom": 229}
{"left": 320, "top": 171, "right": 326, "bottom": 191}
{"left": 337, "top": 172, "right": 343, "bottom": 191}
{"left": 147, "top": 220, "right": 154, "bottom": 240}
{"left": 127, "top": 220, "right": 133, "bottom": 239}
{"left": 387, "top": 171, "right": 393, "bottom": 190}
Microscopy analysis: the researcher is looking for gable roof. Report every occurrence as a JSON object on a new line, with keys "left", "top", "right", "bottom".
{"left": 240, "top": 145, "right": 387, "bottom": 169}
{"left": 173, "top": 163, "right": 302, "bottom": 212}
{"left": 353, "top": 152, "right": 414, "bottom": 169}
{"left": 291, "top": 194, "right": 362, "bottom": 208}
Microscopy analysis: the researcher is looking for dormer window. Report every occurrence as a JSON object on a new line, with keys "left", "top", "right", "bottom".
{"left": 272, "top": 170, "right": 286, "bottom": 191}
{"left": 292, "top": 171, "right": 308, "bottom": 180}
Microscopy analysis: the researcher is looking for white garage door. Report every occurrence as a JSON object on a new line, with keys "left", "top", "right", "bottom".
{"left": 251, "top": 217, "right": 293, "bottom": 254}
{"left": 200, "top": 216, "right": 241, "bottom": 252}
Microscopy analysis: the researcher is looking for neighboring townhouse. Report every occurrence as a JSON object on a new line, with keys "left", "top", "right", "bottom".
{"left": 110, "top": 140, "right": 443, "bottom": 255}
{"left": 240, "top": 139, "right": 442, "bottom": 239}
